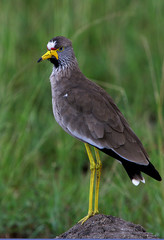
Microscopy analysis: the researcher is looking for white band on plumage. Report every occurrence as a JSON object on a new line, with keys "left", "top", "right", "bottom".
{"left": 47, "top": 41, "right": 57, "bottom": 50}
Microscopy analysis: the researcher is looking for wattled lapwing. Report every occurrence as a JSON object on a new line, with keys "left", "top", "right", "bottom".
{"left": 38, "top": 36, "right": 161, "bottom": 223}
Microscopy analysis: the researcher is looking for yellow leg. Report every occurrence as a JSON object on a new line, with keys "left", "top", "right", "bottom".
{"left": 79, "top": 143, "right": 96, "bottom": 224}
{"left": 94, "top": 147, "right": 102, "bottom": 214}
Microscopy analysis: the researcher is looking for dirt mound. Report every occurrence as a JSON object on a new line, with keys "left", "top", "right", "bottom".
{"left": 56, "top": 214, "right": 158, "bottom": 239}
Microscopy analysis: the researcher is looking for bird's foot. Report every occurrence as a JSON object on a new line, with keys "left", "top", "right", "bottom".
{"left": 78, "top": 212, "right": 94, "bottom": 224}
{"left": 93, "top": 209, "right": 99, "bottom": 215}
{"left": 78, "top": 210, "right": 99, "bottom": 224}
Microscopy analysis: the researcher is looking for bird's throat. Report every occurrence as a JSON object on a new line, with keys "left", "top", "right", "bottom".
{"left": 50, "top": 58, "right": 59, "bottom": 68}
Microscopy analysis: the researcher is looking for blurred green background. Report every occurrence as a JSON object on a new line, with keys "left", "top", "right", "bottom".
{"left": 0, "top": 0, "right": 164, "bottom": 238}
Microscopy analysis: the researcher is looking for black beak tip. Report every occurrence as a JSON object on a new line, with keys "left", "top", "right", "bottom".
{"left": 37, "top": 58, "right": 42, "bottom": 63}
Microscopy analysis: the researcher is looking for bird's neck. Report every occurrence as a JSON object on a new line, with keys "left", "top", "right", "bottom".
{"left": 50, "top": 58, "right": 80, "bottom": 84}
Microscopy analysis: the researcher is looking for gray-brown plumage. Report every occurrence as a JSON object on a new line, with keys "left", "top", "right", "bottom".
{"left": 38, "top": 36, "right": 161, "bottom": 185}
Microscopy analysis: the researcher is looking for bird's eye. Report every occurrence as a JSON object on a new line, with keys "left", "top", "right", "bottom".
{"left": 58, "top": 47, "right": 64, "bottom": 52}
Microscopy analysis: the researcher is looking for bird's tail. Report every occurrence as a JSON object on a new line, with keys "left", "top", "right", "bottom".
{"left": 100, "top": 147, "right": 162, "bottom": 185}
{"left": 122, "top": 160, "right": 162, "bottom": 186}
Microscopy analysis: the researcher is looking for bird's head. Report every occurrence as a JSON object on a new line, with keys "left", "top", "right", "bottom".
{"left": 38, "top": 36, "right": 76, "bottom": 69}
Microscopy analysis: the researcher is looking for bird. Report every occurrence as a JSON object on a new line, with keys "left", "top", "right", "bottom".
{"left": 38, "top": 36, "right": 162, "bottom": 224}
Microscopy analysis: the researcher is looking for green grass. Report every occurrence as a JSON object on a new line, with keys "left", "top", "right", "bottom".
{"left": 0, "top": 0, "right": 164, "bottom": 238}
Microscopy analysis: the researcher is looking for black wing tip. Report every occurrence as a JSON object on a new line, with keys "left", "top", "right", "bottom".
{"left": 155, "top": 174, "right": 162, "bottom": 182}
{"left": 145, "top": 161, "right": 162, "bottom": 182}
